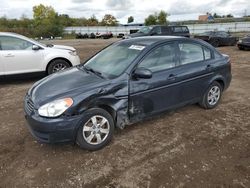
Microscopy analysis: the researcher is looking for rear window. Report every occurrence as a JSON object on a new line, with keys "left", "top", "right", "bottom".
{"left": 173, "top": 26, "right": 189, "bottom": 33}
{"left": 178, "top": 42, "right": 212, "bottom": 65}
{"left": 181, "top": 27, "right": 189, "bottom": 32}
{"left": 173, "top": 27, "right": 183, "bottom": 32}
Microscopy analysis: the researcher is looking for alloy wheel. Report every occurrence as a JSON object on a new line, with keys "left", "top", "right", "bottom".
{"left": 207, "top": 86, "right": 221, "bottom": 106}
{"left": 52, "top": 63, "right": 68, "bottom": 73}
{"left": 82, "top": 115, "right": 110, "bottom": 145}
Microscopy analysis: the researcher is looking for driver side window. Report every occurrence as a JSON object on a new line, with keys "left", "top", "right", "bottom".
{"left": 0, "top": 36, "right": 33, "bottom": 51}
{"left": 138, "top": 43, "right": 176, "bottom": 72}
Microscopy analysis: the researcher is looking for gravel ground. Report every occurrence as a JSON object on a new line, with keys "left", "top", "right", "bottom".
{"left": 0, "top": 39, "right": 249, "bottom": 188}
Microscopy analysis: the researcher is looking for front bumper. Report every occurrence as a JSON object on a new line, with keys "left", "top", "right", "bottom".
{"left": 237, "top": 42, "right": 250, "bottom": 48}
{"left": 69, "top": 55, "right": 81, "bottom": 66}
{"left": 24, "top": 98, "right": 82, "bottom": 143}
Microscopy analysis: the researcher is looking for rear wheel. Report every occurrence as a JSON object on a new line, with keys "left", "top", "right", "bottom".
{"left": 76, "top": 108, "right": 114, "bottom": 151}
{"left": 47, "top": 59, "right": 70, "bottom": 75}
{"left": 200, "top": 81, "right": 222, "bottom": 109}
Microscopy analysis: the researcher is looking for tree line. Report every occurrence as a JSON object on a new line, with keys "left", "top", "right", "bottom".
{"left": 0, "top": 4, "right": 169, "bottom": 37}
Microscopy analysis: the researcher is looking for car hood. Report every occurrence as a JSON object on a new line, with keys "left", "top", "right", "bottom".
{"left": 51, "top": 45, "right": 76, "bottom": 51}
{"left": 29, "top": 67, "right": 109, "bottom": 107}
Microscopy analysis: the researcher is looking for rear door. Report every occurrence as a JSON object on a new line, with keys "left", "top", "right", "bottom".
{"left": 174, "top": 41, "right": 216, "bottom": 103}
{"left": 0, "top": 36, "right": 44, "bottom": 75}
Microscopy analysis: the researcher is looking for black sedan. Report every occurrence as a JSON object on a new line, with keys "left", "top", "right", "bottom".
{"left": 194, "top": 31, "right": 238, "bottom": 47}
{"left": 24, "top": 36, "right": 232, "bottom": 150}
{"left": 237, "top": 35, "right": 250, "bottom": 50}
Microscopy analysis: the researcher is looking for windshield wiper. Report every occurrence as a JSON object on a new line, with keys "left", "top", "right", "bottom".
{"left": 83, "top": 66, "right": 104, "bottom": 78}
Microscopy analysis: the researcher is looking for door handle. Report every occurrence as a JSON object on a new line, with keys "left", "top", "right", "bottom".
{"left": 4, "top": 53, "right": 14, "bottom": 57}
{"left": 167, "top": 74, "right": 176, "bottom": 81}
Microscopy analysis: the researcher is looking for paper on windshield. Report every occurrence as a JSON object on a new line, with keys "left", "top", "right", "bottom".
{"left": 129, "top": 45, "right": 145, "bottom": 51}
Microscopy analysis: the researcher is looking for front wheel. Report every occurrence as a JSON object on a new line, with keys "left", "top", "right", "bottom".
{"left": 211, "top": 39, "right": 219, "bottom": 47}
{"left": 47, "top": 59, "right": 70, "bottom": 75}
{"left": 76, "top": 108, "right": 114, "bottom": 151}
{"left": 238, "top": 46, "right": 244, "bottom": 50}
{"left": 200, "top": 81, "right": 222, "bottom": 109}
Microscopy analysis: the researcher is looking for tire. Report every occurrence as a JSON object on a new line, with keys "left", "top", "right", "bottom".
{"left": 211, "top": 39, "right": 219, "bottom": 47}
{"left": 238, "top": 46, "right": 244, "bottom": 50}
{"left": 76, "top": 108, "right": 114, "bottom": 151}
{"left": 47, "top": 59, "right": 70, "bottom": 75}
{"left": 200, "top": 81, "right": 222, "bottom": 109}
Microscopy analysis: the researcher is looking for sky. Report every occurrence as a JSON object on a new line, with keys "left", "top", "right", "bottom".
{"left": 0, "top": 0, "right": 249, "bottom": 23}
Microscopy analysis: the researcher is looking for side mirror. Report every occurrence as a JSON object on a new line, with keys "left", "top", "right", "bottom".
{"left": 150, "top": 32, "right": 157, "bottom": 36}
{"left": 133, "top": 67, "right": 152, "bottom": 79}
{"left": 32, "top": 45, "right": 40, "bottom": 50}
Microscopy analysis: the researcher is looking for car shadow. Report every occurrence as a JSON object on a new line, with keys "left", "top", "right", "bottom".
{"left": 0, "top": 74, "right": 45, "bottom": 85}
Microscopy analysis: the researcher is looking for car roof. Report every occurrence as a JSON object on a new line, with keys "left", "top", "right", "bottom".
{"left": 120, "top": 36, "right": 184, "bottom": 46}
{"left": 119, "top": 36, "right": 219, "bottom": 54}
{"left": 0, "top": 32, "right": 26, "bottom": 38}
{"left": 0, "top": 32, "right": 34, "bottom": 42}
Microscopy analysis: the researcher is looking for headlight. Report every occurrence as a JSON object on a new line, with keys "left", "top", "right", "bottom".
{"left": 238, "top": 39, "right": 242, "bottom": 43}
{"left": 69, "top": 51, "right": 77, "bottom": 56}
{"left": 38, "top": 98, "right": 73, "bottom": 117}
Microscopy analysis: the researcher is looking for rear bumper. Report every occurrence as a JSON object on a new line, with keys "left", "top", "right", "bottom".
{"left": 24, "top": 110, "right": 82, "bottom": 144}
{"left": 224, "top": 73, "right": 232, "bottom": 91}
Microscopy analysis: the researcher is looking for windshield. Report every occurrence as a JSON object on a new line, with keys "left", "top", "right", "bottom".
{"left": 18, "top": 34, "right": 47, "bottom": 47}
{"left": 202, "top": 31, "right": 213, "bottom": 36}
{"left": 29, "top": 38, "right": 46, "bottom": 47}
{"left": 83, "top": 42, "right": 145, "bottom": 78}
{"left": 137, "top": 26, "right": 153, "bottom": 34}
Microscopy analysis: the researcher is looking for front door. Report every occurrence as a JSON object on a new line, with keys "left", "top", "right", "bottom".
{"left": 0, "top": 36, "right": 44, "bottom": 75}
{"left": 129, "top": 42, "right": 181, "bottom": 120}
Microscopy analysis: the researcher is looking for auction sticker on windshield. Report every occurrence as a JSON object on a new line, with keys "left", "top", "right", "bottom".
{"left": 129, "top": 45, "right": 145, "bottom": 51}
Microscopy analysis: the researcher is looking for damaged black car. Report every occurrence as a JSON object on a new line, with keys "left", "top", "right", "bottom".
{"left": 194, "top": 31, "right": 238, "bottom": 47}
{"left": 24, "top": 36, "right": 232, "bottom": 150}
{"left": 237, "top": 35, "right": 250, "bottom": 50}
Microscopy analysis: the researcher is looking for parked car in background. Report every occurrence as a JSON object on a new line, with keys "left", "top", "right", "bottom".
{"left": 124, "top": 25, "right": 190, "bottom": 39}
{"left": 76, "top": 33, "right": 89, "bottom": 39}
{"left": 194, "top": 31, "right": 238, "bottom": 47}
{"left": 237, "top": 35, "right": 250, "bottom": 50}
{"left": 0, "top": 32, "right": 80, "bottom": 77}
{"left": 89, "top": 33, "right": 96, "bottom": 39}
{"left": 117, "top": 33, "right": 125, "bottom": 38}
{"left": 24, "top": 36, "right": 231, "bottom": 150}
{"left": 101, "top": 32, "right": 113, "bottom": 39}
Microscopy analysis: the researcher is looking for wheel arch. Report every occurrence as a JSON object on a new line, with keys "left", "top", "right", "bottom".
{"left": 209, "top": 76, "right": 226, "bottom": 91}
{"left": 46, "top": 57, "right": 72, "bottom": 74}
{"left": 95, "top": 104, "right": 117, "bottom": 123}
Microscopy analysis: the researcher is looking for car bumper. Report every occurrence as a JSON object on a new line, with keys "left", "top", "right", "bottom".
{"left": 70, "top": 55, "right": 81, "bottom": 66}
{"left": 24, "top": 108, "right": 82, "bottom": 144}
{"left": 237, "top": 43, "right": 250, "bottom": 48}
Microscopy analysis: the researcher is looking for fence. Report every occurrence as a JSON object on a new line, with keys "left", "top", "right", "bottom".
{"left": 64, "top": 22, "right": 250, "bottom": 35}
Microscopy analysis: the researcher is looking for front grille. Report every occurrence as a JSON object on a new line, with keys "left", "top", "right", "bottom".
{"left": 25, "top": 96, "right": 34, "bottom": 113}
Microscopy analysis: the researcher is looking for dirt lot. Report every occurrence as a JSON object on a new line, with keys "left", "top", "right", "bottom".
{"left": 0, "top": 39, "right": 250, "bottom": 188}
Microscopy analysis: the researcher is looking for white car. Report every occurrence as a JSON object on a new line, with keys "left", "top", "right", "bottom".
{"left": 0, "top": 32, "right": 81, "bottom": 76}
